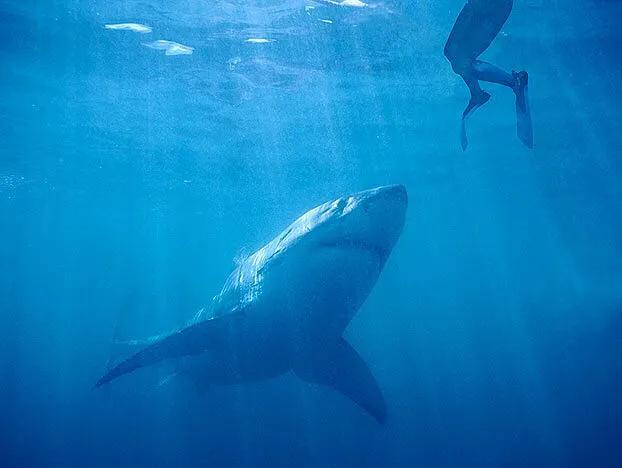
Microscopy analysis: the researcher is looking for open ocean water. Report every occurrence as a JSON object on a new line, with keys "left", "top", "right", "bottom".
{"left": 1, "top": 0, "right": 622, "bottom": 466}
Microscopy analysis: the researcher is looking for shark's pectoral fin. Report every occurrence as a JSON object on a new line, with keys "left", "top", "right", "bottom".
{"left": 293, "top": 338, "right": 387, "bottom": 423}
{"left": 95, "top": 312, "right": 242, "bottom": 388}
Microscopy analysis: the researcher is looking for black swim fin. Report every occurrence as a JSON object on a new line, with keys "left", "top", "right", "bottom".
{"left": 514, "top": 71, "right": 533, "bottom": 148}
{"left": 460, "top": 91, "right": 491, "bottom": 151}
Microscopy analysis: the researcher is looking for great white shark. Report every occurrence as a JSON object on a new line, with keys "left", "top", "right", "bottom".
{"left": 96, "top": 184, "right": 408, "bottom": 422}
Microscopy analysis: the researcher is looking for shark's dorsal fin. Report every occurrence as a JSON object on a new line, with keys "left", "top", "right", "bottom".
{"left": 293, "top": 338, "right": 387, "bottom": 423}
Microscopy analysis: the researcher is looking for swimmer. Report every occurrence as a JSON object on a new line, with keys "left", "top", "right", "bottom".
{"left": 444, "top": 0, "right": 532, "bottom": 150}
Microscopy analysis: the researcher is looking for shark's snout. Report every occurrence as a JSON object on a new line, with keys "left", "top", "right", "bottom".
{"left": 361, "top": 184, "right": 408, "bottom": 212}
{"left": 372, "top": 184, "right": 408, "bottom": 202}
{"left": 384, "top": 184, "right": 408, "bottom": 205}
{"left": 356, "top": 184, "right": 408, "bottom": 227}
{"left": 321, "top": 184, "right": 408, "bottom": 261}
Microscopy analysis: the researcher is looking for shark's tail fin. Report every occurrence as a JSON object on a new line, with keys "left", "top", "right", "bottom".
{"left": 100, "top": 293, "right": 164, "bottom": 374}
{"left": 103, "top": 335, "right": 163, "bottom": 372}
{"left": 95, "top": 311, "right": 243, "bottom": 388}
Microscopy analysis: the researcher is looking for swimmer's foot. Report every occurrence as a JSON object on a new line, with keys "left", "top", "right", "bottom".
{"left": 513, "top": 70, "right": 528, "bottom": 113}
{"left": 460, "top": 91, "right": 491, "bottom": 150}
{"left": 460, "top": 91, "right": 490, "bottom": 151}
{"left": 462, "top": 91, "right": 491, "bottom": 120}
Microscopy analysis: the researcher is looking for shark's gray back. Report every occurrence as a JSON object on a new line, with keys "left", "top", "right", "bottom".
{"left": 210, "top": 197, "right": 342, "bottom": 319}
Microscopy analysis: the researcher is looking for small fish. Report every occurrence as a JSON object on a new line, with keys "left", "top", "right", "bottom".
{"left": 143, "top": 40, "right": 194, "bottom": 56}
{"left": 104, "top": 23, "right": 152, "bottom": 34}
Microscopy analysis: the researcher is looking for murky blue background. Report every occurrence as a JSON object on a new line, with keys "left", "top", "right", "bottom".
{"left": 2, "top": 0, "right": 621, "bottom": 466}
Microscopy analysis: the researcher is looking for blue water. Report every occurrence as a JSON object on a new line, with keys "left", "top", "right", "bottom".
{"left": 2, "top": 0, "right": 622, "bottom": 466}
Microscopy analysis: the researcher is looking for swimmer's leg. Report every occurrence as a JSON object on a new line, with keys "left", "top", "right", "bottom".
{"left": 473, "top": 61, "right": 533, "bottom": 148}
{"left": 472, "top": 60, "right": 515, "bottom": 88}
{"left": 473, "top": 60, "right": 529, "bottom": 110}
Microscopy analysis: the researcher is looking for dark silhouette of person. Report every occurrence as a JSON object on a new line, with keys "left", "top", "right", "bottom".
{"left": 445, "top": 0, "right": 532, "bottom": 149}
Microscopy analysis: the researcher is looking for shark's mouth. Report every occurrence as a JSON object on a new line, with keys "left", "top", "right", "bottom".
{"left": 318, "top": 239, "right": 386, "bottom": 260}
